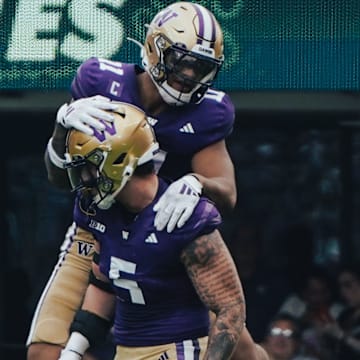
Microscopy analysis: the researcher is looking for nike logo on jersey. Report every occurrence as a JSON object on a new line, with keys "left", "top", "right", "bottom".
{"left": 89, "top": 219, "right": 106, "bottom": 233}
{"left": 145, "top": 233, "right": 158, "bottom": 244}
{"left": 147, "top": 116, "right": 158, "bottom": 126}
{"left": 179, "top": 122, "right": 195, "bottom": 134}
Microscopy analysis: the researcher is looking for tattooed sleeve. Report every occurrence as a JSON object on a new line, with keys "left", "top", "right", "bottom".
{"left": 181, "top": 229, "right": 246, "bottom": 360}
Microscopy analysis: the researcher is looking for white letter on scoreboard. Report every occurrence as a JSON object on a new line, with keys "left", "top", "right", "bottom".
{"left": 6, "top": 0, "right": 66, "bottom": 61}
{"left": 61, "top": 0, "right": 125, "bottom": 61}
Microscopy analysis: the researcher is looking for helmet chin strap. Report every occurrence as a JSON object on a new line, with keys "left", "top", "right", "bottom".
{"left": 156, "top": 78, "right": 207, "bottom": 106}
{"left": 157, "top": 81, "right": 191, "bottom": 106}
{"left": 95, "top": 165, "right": 134, "bottom": 210}
{"left": 95, "top": 195, "right": 114, "bottom": 210}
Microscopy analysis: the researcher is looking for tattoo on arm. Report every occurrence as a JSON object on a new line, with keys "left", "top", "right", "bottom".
{"left": 181, "top": 230, "right": 246, "bottom": 359}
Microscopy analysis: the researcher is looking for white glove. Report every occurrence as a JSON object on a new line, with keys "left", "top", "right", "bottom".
{"left": 153, "top": 175, "right": 202, "bottom": 233}
{"left": 56, "top": 95, "right": 119, "bottom": 135}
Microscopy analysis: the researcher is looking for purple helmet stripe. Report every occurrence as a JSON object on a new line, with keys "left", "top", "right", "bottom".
{"left": 192, "top": 4, "right": 216, "bottom": 47}
{"left": 193, "top": 4, "right": 204, "bottom": 44}
{"left": 208, "top": 14, "right": 216, "bottom": 47}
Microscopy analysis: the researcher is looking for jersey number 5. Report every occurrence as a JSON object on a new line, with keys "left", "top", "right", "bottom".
{"left": 109, "top": 256, "right": 145, "bottom": 304}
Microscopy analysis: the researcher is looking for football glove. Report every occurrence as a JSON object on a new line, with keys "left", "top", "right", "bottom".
{"left": 56, "top": 95, "right": 119, "bottom": 135}
{"left": 153, "top": 175, "right": 202, "bottom": 233}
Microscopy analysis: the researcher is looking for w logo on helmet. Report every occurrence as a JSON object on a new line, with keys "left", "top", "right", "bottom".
{"left": 92, "top": 119, "right": 116, "bottom": 142}
{"left": 154, "top": 9, "right": 178, "bottom": 26}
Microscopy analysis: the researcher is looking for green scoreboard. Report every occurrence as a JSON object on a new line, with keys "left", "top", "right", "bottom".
{"left": 0, "top": 0, "right": 359, "bottom": 90}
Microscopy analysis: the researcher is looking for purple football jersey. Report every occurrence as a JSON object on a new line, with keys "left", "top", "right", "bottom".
{"left": 73, "top": 178, "right": 222, "bottom": 346}
{"left": 70, "top": 57, "right": 235, "bottom": 179}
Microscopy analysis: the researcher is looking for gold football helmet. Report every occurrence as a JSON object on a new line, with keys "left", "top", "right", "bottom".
{"left": 65, "top": 102, "right": 159, "bottom": 209}
{"left": 142, "top": 1, "right": 224, "bottom": 106}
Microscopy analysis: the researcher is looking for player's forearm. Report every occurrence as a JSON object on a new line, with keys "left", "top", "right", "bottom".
{"left": 45, "top": 123, "right": 71, "bottom": 188}
{"left": 182, "top": 231, "right": 246, "bottom": 359}
{"left": 205, "top": 306, "right": 245, "bottom": 360}
{"left": 82, "top": 284, "right": 115, "bottom": 320}
{"left": 60, "top": 285, "right": 114, "bottom": 359}
{"left": 60, "top": 310, "right": 111, "bottom": 360}
{"left": 44, "top": 151, "right": 70, "bottom": 188}
{"left": 190, "top": 140, "right": 237, "bottom": 212}
{"left": 194, "top": 173, "right": 237, "bottom": 213}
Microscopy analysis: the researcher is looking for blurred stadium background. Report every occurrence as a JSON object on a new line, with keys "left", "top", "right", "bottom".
{"left": 0, "top": 0, "right": 359, "bottom": 358}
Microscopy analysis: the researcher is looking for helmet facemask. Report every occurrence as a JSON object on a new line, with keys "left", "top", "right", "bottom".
{"left": 65, "top": 103, "right": 159, "bottom": 211}
{"left": 65, "top": 149, "right": 116, "bottom": 210}
{"left": 156, "top": 41, "right": 222, "bottom": 105}
{"left": 141, "top": 2, "right": 224, "bottom": 106}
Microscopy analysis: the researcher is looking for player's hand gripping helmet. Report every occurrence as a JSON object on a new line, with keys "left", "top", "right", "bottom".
{"left": 65, "top": 102, "right": 159, "bottom": 210}
{"left": 142, "top": 1, "right": 224, "bottom": 106}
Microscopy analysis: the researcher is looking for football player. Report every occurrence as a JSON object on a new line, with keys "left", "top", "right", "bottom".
{"left": 26, "top": 2, "right": 268, "bottom": 360}
{"left": 58, "top": 102, "right": 245, "bottom": 360}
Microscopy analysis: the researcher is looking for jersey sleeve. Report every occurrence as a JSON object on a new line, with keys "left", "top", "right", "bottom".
{"left": 221, "top": 93, "right": 235, "bottom": 137}
{"left": 178, "top": 198, "right": 222, "bottom": 242}
{"left": 173, "top": 90, "right": 235, "bottom": 155}
{"left": 202, "top": 91, "right": 235, "bottom": 144}
{"left": 70, "top": 57, "right": 105, "bottom": 99}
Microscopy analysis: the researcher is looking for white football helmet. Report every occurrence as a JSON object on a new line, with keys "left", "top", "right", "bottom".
{"left": 65, "top": 102, "right": 159, "bottom": 210}
{"left": 141, "top": 1, "right": 224, "bottom": 106}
